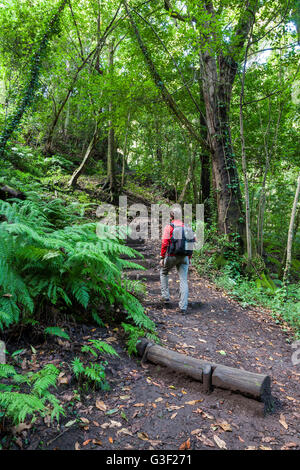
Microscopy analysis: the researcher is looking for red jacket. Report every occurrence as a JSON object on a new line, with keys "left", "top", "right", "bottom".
{"left": 160, "top": 219, "right": 186, "bottom": 258}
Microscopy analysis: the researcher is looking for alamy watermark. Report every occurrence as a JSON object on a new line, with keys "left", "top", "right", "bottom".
{"left": 0, "top": 340, "right": 6, "bottom": 364}
{"left": 95, "top": 196, "right": 204, "bottom": 249}
{"left": 291, "top": 340, "right": 300, "bottom": 366}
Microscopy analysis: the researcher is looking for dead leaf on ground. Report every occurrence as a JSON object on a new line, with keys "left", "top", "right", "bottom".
{"left": 167, "top": 405, "right": 184, "bottom": 411}
{"left": 138, "top": 432, "right": 149, "bottom": 441}
{"left": 65, "top": 419, "right": 76, "bottom": 428}
{"left": 149, "top": 440, "right": 162, "bottom": 446}
{"left": 12, "top": 423, "right": 32, "bottom": 434}
{"left": 196, "top": 434, "right": 214, "bottom": 447}
{"left": 261, "top": 436, "right": 275, "bottom": 443}
{"left": 213, "top": 435, "right": 227, "bottom": 449}
{"left": 117, "top": 428, "right": 133, "bottom": 436}
{"left": 80, "top": 417, "right": 89, "bottom": 424}
{"left": 109, "top": 420, "right": 121, "bottom": 428}
{"left": 92, "top": 439, "right": 102, "bottom": 446}
{"left": 281, "top": 442, "right": 297, "bottom": 450}
{"left": 106, "top": 337, "right": 117, "bottom": 343}
{"left": 82, "top": 439, "right": 92, "bottom": 446}
{"left": 57, "top": 372, "right": 70, "bottom": 385}
{"left": 96, "top": 400, "right": 107, "bottom": 411}
{"left": 193, "top": 408, "right": 214, "bottom": 419}
{"left": 279, "top": 414, "right": 288, "bottom": 430}
{"left": 185, "top": 399, "right": 203, "bottom": 406}
{"left": 191, "top": 429, "right": 202, "bottom": 435}
{"left": 216, "top": 420, "right": 232, "bottom": 432}
{"left": 179, "top": 438, "right": 190, "bottom": 450}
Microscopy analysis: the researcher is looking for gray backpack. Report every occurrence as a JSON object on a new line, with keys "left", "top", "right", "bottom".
{"left": 168, "top": 223, "right": 195, "bottom": 256}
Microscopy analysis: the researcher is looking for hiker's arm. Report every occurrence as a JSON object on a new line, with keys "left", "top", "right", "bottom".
{"left": 160, "top": 225, "right": 172, "bottom": 258}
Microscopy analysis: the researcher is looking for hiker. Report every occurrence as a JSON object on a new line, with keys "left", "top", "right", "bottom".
{"left": 159, "top": 209, "right": 195, "bottom": 314}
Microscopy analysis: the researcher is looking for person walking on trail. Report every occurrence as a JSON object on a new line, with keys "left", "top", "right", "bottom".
{"left": 159, "top": 209, "right": 195, "bottom": 314}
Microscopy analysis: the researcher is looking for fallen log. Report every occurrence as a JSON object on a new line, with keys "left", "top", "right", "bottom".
{"left": 136, "top": 338, "right": 271, "bottom": 404}
{"left": 0, "top": 185, "right": 26, "bottom": 201}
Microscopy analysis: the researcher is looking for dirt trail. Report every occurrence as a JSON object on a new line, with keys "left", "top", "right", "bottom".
{"left": 23, "top": 232, "right": 299, "bottom": 451}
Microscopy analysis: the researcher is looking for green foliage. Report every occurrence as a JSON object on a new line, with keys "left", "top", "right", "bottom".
{"left": 121, "top": 322, "right": 158, "bottom": 355}
{"left": 215, "top": 271, "right": 300, "bottom": 337}
{"left": 44, "top": 326, "right": 70, "bottom": 340}
{"left": 0, "top": 197, "right": 155, "bottom": 333}
{"left": 81, "top": 339, "right": 119, "bottom": 358}
{"left": 5, "top": 145, "right": 75, "bottom": 177}
{"left": 0, "top": 362, "right": 64, "bottom": 424}
{"left": 193, "top": 223, "right": 242, "bottom": 277}
{"left": 71, "top": 339, "right": 118, "bottom": 392}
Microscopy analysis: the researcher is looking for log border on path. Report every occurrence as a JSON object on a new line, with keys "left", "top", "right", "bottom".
{"left": 136, "top": 338, "right": 272, "bottom": 406}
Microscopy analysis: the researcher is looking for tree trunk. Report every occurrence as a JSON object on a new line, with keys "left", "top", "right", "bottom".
{"left": 283, "top": 173, "right": 300, "bottom": 283}
{"left": 200, "top": 152, "right": 211, "bottom": 220}
{"left": 239, "top": 22, "right": 255, "bottom": 263}
{"left": 178, "top": 153, "right": 195, "bottom": 203}
{"left": 68, "top": 125, "right": 98, "bottom": 187}
{"left": 201, "top": 52, "right": 245, "bottom": 242}
{"left": 121, "top": 111, "right": 131, "bottom": 188}
{"left": 107, "top": 39, "right": 118, "bottom": 204}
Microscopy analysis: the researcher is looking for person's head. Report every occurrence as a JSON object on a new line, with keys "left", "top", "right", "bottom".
{"left": 170, "top": 208, "right": 182, "bottom": 221}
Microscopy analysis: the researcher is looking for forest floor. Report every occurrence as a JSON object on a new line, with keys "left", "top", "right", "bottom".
{"left": 5, "top": 230, "right": 300, "bottom": 451}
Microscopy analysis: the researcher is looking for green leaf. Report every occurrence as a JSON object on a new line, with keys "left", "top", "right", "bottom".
{"left": 44, "top": 327, "right": 70, "bottom": 340}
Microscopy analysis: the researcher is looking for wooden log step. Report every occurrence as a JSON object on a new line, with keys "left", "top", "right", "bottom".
{"left": 136, "top": 338, "right": 272, "bottom": 404}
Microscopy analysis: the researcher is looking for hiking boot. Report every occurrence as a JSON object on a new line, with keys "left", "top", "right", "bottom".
{"left": 180, "top": 308, "right": 189, "bottom": 315}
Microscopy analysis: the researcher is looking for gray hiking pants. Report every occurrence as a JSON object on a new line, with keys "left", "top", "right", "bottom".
{"left": 160, "top": 255, "right": 189, "bottom": 310}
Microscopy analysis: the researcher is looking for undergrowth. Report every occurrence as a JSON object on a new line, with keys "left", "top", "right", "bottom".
{"left": 194, "top": 224, "right": 300, "bottom": 337}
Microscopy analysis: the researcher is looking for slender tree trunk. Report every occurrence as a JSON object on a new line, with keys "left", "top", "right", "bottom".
{"left": 178, "top": 153, "right": 195, "bottom": 203}
{"left": 257, "top": 60, "right": 283, "bottom": 255}
{"left": 283, "top": 173, "right": 300, "bottom": 283}
{"left": 68, "top": 124, "right": 98, "bottom": 187}
{"left": 107, "top": 39, "right": 118, "bottom": 203}
{"left": 199, "top": 86, "right": 211, "bottom": 221}
{"left": 239, "top": 19, "right": 255, "bottom": 263}
{"left": 121, "top": 111, "right": 131, "bottom": 188}
{"left": 44, "top": 54, "right": 93, "bottom": 154}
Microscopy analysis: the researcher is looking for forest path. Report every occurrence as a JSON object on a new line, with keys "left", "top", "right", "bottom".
{"left": 37, "top": 233, "right": 300, "bottom": 451}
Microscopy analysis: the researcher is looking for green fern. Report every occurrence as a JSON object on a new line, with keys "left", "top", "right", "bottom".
{"left": 121, "top": 322, "right": 158, "bottom": 355}
{"left": 0, "top": 363, "right": 64, "bottom": 424}
{"left": 81, "top": 340, "right": 119, "bottom": 357}
{"left": 0, "top": 198, "right": 155, "bottom": 334}
{"left": 44, "top": 327, "right": 70, "bottom": 340}
{"left": 71, "top": 357, "right": 108, "bottom": 391}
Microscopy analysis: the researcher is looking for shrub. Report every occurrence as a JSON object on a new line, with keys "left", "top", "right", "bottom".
{"left": 71, "top": 339, "right": 119, "bottom": 392}
{"left": 0, "top": 363, "right": 64, "bottom": 424}
{"left": 0, "top": 197, "right": 155, "bottom": 333}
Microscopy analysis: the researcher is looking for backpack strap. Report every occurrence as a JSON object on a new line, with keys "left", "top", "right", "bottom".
{"left": 167, "top": 223, "right": 174, "bottom": 254}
